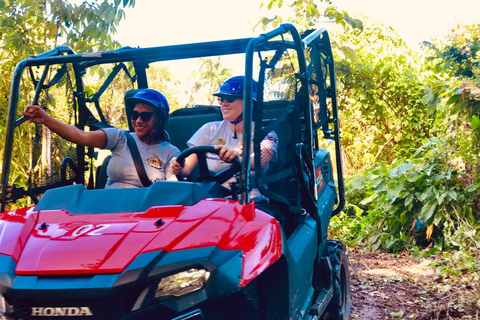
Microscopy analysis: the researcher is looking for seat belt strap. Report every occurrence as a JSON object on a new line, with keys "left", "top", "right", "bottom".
{"left": 125, "top": 131, "right": 151, "bottom": 187}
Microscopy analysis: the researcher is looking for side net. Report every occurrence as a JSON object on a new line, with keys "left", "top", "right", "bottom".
{"left": 253, "top": 41, "right": 307, "bottom": 215}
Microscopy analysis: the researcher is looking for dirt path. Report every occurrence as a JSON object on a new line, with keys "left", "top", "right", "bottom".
{"left": 348, "top": 250, "right": 480, "bottom": 320}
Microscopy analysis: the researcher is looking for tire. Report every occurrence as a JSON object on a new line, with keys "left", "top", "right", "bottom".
{"left": 322, "top": 240, "right": 351, "bottom": 320}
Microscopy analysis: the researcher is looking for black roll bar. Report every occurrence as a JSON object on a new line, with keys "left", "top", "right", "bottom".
{"left": 303, "top": 28, "right": 345, "bottom": 215}
{"left": 0, "top": 47, "right": 76, "bottom": 211}
{"left": 240, "top": 23, "right": 310, "bottom": 205}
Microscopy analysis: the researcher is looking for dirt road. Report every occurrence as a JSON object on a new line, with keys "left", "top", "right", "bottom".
{"left": 349, "top": 250, "right": 480, "bottom": 319}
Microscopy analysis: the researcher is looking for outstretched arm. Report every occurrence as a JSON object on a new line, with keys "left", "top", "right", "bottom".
{"left": 22, "top": 105, "right": 107, "bottom": 149}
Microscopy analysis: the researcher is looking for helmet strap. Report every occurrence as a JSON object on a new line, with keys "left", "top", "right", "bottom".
{"left": 230, "top": 116, "right": 243, "bottom": 139}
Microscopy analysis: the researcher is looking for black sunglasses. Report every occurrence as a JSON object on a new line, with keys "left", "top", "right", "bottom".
{"left": 217, "top": 96, "right": 238, "bottom": 104}
{"left": 131, "top": 111, "right": 154, "bottom": 122}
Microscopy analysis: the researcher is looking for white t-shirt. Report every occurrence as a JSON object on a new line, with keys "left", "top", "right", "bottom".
{"left": 188, "top": 120, "right": 278, "bottom": 195}
{"left": 102, "top": 128, "right": 180, "bottom": 188}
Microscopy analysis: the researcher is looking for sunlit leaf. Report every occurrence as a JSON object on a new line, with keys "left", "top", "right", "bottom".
{"left": 420, "top": 201, "right": 436, "bottom": 221}
{"left": 340, "top": 46, "right": 358, "bottom": 61}
{"left": 471, "top": 115, "right": 480, "bottom": 129}
{"left": 466, "top": 184, "right": 478, "bottom": 192}
{"left": 390, "top": 311, "right": 404, "bottom": 317}
{"left": 388, "top": 181, "right": 404, "bottom": 198}
{"left": 360, "top": 195, "right": 375, "bottom": 205}
{"left": 405, "top": 194, "right": 414, "bottom": 206}
{"left": 389, "top": 167, "right": 399, "bottom": 178}
{"left": 437, "top": 192, "right": 447, "bottom": 205}
{"left": 448, "top": 190, "right": 457, "bottom": 200}
{"left": 398, "top": 162, "right": 414, "bottom": 175}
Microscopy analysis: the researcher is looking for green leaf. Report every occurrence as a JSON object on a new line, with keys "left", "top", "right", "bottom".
{"left": 472, "top": 115, "right": 480, "bottom": 129}
{"left": 406, "top": 172, "right": 422, "bottom": 182}
{"left": 448, "top": 190, "right": 457, "bottom": 200}
{"left": 420, "top": 202, "right": 436, "bottom": 221}
{"left": 419, "top": 190, "right": 431, "bottom": 202}
{"left": 437, "top": 192, "right": 447, "bottom": 205}
{"left": 389, "top": 167, "right": 399, "bottom": 178}
{"left": 390, "top": 311, "right": 404, "bottom": 317}
{"left": 360, "top": 195, "right": 375, "bottom": 205}
{"left": 370, "top": 233, "right": 382, "bottom": 251}
{"left": 466, "top": 184, "right": 478, "bottom": 192}
{"left": 371, "top": 176, "right": 385, "bottom": 187}
{"left": 340, "top": 46, "right": 358, "bottom": 61}
{"left": 350, "top": 176, "right": 366, "bottom": 190}
{"left": 350, "top": 18, "right": 364, "bottom": 30}
{"left": 384, "top": 236, "right": 396, "bottom": 249}
{"left": 388, "top": 181, "right": 404, "bottom": 198}
{"left": 398, "top": 162, "right": 414, "bottom": 175}
{"left": 405, "top": 194, "right": 414, "bottom": 206}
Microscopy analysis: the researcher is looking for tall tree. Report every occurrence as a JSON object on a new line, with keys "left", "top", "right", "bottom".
{"left": 0, "top": 0, "right": 135, "bottom": 200}
{"left": 256, "top": 0, "right": 363, "bottom": 32}
{"left": 189, "top": 57, "right": 232, "bottom": 105}
{"left": 0, "top": 0, "right": 134, "bottom": 58}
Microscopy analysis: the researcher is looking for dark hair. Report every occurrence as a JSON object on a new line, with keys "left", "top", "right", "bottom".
{"left": 151, "top": 112, "right": 167, "bottom": 142}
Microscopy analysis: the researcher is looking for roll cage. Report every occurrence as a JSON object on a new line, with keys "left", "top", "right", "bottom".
{"left": 0, "top": 23, "right": 344, "bottom": 218}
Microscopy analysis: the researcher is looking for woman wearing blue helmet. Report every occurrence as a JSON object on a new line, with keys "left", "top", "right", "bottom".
{"left": 171, "top": 76, "right": 278, "bottom": 197}
{"left": 22, "top": 88, "right": 180, "bottom": 188}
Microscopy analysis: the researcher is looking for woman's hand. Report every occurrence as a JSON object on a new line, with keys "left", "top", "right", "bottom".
{"left": 22, "top": 105, "right": 48, "bottom": 124}
{"left": 170, "top": 158, "right": 184, "bottom": 175}
{"left": 216, "top": 145, "right": 241, "bottom": 162}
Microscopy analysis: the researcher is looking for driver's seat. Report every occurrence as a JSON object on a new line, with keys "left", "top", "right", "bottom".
{"left": 167, "top": 106, "right": 223, "bottom": 181}
{"left": 167, "top": 106, "right": 222, "bottom": 151}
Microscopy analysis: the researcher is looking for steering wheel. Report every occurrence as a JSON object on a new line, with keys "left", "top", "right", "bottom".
{"left": 176, "top": 146, "right": 242, "bottom": 184}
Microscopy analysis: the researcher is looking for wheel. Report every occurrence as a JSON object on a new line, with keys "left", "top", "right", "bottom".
{"left": 175, "top": 146, "right": 241, "bottom": 184}
{"left": 322, "top": 240, "right": 351, "bottom": 320}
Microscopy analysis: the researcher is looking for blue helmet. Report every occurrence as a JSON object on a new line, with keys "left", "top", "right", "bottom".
{"left": 213, "top": 76, "right": 258, "bottom": 100}
{"left": 126, "top": 89, "right": 170, "bottom": 117}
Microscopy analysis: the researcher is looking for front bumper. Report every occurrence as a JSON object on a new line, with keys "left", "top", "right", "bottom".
{"left": 0, "top": 247, "right": 243, "bottom": 319}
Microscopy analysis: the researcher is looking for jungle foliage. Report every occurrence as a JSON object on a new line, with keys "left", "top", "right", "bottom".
{"left": 333, "top": 23, "right": 480, "bottom": 253}
{"left": 260, "top": 0, "right": 480, "bottom": 253}
{"left": 331, "top": 23, "right": 480, "bottom": 253}
{"left": 0, "top": 0, "right": 135, "bottom": 204}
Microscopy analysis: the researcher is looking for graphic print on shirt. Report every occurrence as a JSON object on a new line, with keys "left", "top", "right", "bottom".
{"left": 215, "top": 137, "right": 227, "bottom": 145}
{"left": 147, "top": 157, "right": 162, "bottom": 169}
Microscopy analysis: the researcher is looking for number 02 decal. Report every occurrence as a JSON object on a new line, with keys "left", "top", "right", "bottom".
{"left": 71, "top": 224, "right": 110, "bottom": 237}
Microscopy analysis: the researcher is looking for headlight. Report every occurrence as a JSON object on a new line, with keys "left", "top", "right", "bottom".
{"left": 155, "top": 268, "right": 210, "bottom": 298}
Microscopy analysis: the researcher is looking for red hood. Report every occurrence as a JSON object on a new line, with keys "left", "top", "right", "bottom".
{"left": 0, "top": 199, "right": 282, "bottom": 284}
